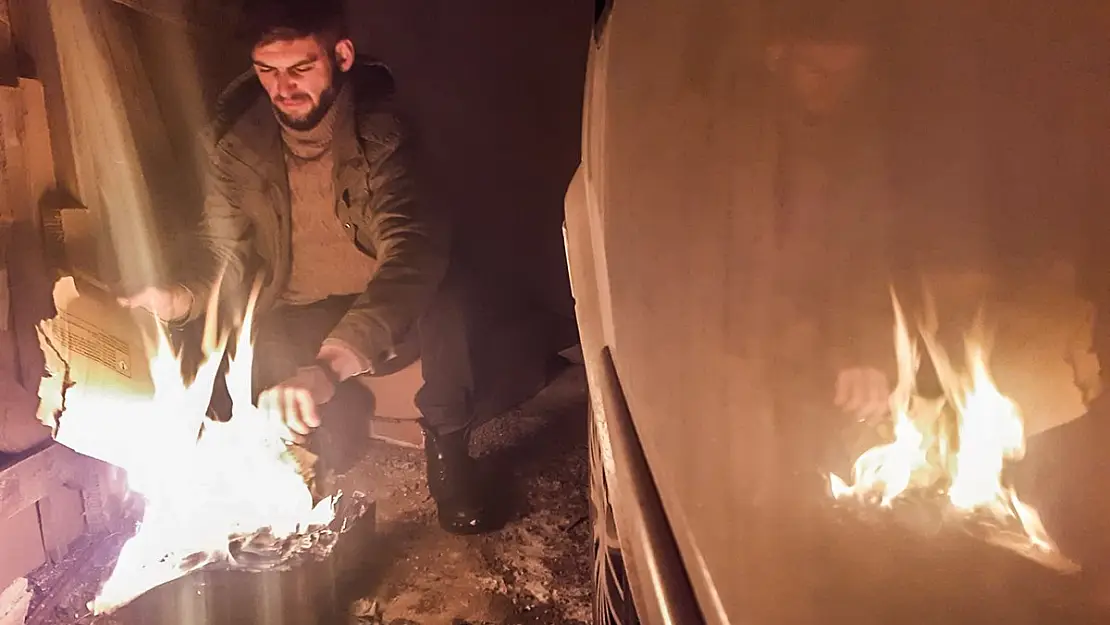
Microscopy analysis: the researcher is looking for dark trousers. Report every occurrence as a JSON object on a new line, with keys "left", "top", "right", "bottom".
{"left": 1014, "top": 396, "right": 1110, "bottom": 574}
{"left": 247, "top": 263, "right": 577, "bottom": 436}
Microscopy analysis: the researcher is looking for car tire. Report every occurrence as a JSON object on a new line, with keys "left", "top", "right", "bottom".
{"left": 590, "top": 408, "right": 641, "bottom": 625}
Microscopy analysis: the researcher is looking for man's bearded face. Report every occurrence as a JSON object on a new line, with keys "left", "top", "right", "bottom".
{"left": 770, "top": 40, "right": 871, "bottom": 118}
{"left": 252, "top": 35, "right": 349, "bottom": 130}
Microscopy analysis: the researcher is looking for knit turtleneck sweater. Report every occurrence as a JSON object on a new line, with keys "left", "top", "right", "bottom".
{"left": 279, "top": 84, "right": 379, "bottom": 305}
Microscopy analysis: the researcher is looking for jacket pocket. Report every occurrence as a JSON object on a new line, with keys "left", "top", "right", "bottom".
{"left": 340, "top": 184, "right": 379, "bottom": 257}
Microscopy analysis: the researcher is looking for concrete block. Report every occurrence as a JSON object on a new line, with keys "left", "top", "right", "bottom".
{"left": 0, "top": 577, "right": 32, "bottom": 625}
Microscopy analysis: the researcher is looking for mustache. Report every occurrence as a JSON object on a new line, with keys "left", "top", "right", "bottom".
{"left": 275, "top": 93, "right": 312, "bottom": 106}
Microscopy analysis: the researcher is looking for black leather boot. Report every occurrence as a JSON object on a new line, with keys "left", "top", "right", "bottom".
{"left": 423, "top": 427, "right": 497, "bottom": 535}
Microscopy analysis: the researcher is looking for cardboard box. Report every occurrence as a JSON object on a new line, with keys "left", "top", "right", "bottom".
{"left": 920, "top": 263, "right": 1095, "bottom": 436}
{"left": 39, "top": 273, "right": 429, "bottom": 459}
{"left": 39, "top": 276, "right": 153, "bottom": 400}
{"left": 35, "top": 276, "right": 145, "bottom": 524}
{"left": 35, "top": 277, "right": 154, "bottom": 498}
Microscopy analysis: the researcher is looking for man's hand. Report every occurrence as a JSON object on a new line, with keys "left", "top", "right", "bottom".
{"left": 835, "top": 367, "right": 890, "bottom": 423}
{"left": 118, "top": 285, "right": 193, "bottom": 323}
{"left": 258, "top": 365, "right": 338, "bottom": 443}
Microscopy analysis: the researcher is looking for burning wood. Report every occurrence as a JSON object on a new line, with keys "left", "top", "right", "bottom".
{"left": 828, "top": 292, "right": 1076, "bottom": 572}
{"left": 34, "top": 276, "right": 359, "bottom": 615}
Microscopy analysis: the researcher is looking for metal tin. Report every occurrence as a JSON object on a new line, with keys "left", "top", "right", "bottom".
{"left": 112, "top": 497, "right": 374, "bottom": 625}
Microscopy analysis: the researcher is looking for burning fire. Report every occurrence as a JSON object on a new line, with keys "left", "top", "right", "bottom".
{"left": 829, "top": 293, "right": 1074, "bottom": 571}
{"left": 36, "top": 278, "right": 336, "bottom": 614}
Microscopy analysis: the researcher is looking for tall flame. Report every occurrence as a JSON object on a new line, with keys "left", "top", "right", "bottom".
{"left": 830, "top": 293, "right": 1071, "bottom": 568}
{"left": 37, "top": 278, "right": 335, "bottom": 614}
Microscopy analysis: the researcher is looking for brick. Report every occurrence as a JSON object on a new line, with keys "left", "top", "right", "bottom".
{"left": 0, "top": 506, "right": 45, "bottom": 593}
{"left": 39, "top": 485, "right": 86, "bottom": 562}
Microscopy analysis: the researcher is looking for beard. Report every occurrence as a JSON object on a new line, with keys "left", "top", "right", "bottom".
{"left": 272, "top": 65, "right": 347, "bottom": 131}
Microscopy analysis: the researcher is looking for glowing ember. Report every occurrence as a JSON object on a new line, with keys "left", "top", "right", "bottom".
{"left": 36, "top": 277, "right": 336, "bottom": 614}
{"left": 829, "top": 293, "right": 1074, "bottom": 571}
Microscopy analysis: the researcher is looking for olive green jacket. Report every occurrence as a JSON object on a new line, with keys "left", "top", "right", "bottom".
{"left": 183, "top": 61, "right": 448, "bottom": 369}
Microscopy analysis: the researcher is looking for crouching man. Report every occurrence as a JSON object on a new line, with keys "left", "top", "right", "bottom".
{"left": 122, "top": 0, "right": 508, "bottom": 534}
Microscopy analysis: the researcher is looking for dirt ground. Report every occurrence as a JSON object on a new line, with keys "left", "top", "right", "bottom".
{"left": 337, "top": 366, "right": 593, "bottom": 625}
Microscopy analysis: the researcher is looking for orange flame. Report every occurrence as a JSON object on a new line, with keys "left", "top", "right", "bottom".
{"left": 37, "top": 277, "right": 336, "bottom": 614}
{"left": 829, "top": 293, "right": 1074, "bottom": 570}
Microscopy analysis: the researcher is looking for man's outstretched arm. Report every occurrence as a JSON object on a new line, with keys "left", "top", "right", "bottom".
{"left": 181, "top": 141, "right": 257, "bottom": 321}
{"left": 121, "top": 140, "right": 255, "bottom": 323}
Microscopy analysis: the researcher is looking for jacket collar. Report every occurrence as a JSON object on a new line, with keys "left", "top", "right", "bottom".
{"left": 214, "top": 59, "right": 397, "bottom": 183}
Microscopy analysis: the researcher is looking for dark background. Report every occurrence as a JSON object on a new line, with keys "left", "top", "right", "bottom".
{"left": 340, "top": 0, "right": 594, "bottom": 319}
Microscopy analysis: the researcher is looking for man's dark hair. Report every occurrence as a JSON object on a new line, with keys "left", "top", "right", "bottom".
{"left": 766, "top": 0, "right": 885, "bottom": 45}
{"left": 237, "top": 0, "right": 348, "bottom": 48}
